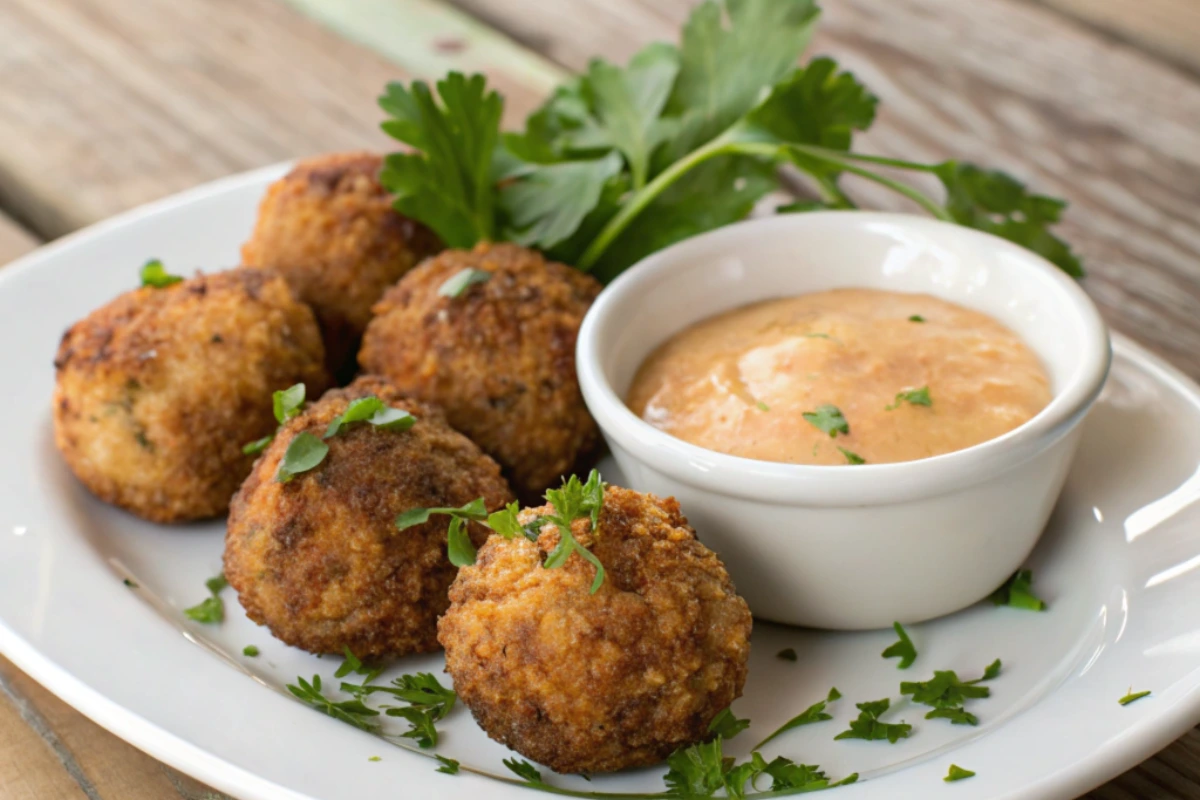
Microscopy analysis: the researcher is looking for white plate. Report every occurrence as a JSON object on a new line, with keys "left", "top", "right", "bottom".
{"left": 1, "top": 165, "right": 1200, "bottom": 800}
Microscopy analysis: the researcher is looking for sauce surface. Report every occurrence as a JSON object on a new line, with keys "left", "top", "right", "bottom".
{"left": 626, "top": 289, "right": 1051, "bottom": 465}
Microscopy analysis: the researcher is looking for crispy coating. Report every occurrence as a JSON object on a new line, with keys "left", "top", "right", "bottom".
{"left": 53, "top": 268, "right": 329, "bottom": 523}
{"left": 224, "top": 376, "right": 514, "bottom": 657}
{"left": 438, "top": 486, "right": 753, "bottom": 774}
{"left": 359, "top": 243, "right": 602, "bottom": 500}
{"left": 241, "top": 152, "right": 442, "bottom": 376}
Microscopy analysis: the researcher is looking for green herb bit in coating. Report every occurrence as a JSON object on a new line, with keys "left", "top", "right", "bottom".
{"left": 909, "top": 315, "right": 926, "bottom": 323}
{"left": 139, "top": 259, "right": 183, "bottom": 288}
{"left": 803, "top": 404, "right": 849, "bottom": 437}
{"left": 275, "top": 432, "right": 329, "bottom": 483}
{"left": 882, "top": 621, "right": 917, "bottom": 669}
{"left": 439, "top": 268, "right": 491, "bottom": 298}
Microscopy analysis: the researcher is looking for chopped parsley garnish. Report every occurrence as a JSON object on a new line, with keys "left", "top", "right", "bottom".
{"left": 286, "top": 674, "right": 379, "bottom": 732}
{"left": 837, "top": 446, "right": 866, "bottom": 465}
{"left": 183, "top": 573, "right": 227, "bottom": 624}
{"left": 504, "top": 758, "right": 544, "bottom": 784}
{"left": 386, "top": 706, "right": 439, "bottom": 748}
{"left": 324, "top": 395, "right": 415, "bottom": 439}
{"left": 882, "top": 621, "right": 917, "bottom": 669}
{"left": 945, "top": 764, "right": 975, "bottom": 782}
{"left": 396, "top": 498, "right": 489, "bottom": 567}
{"left": 439, "top": 268, "right": 491, "bottom": 298}
{"left": 754, "top": 687, "right": 840, "bottom": 750}
{"left": 833, "top": 698, "right": 912, "bottom": 743}
{"left": 243, "top": 383, "right": 308, "bottom": 455}
{"left": 777, "top": 648, "right": 797, "bottom": 662}
{"left": 488, "top": 471, "right": 607, "bottom": 593}
{"left": 663, "top": 736, "right": 855, "bottom": 797}
{"left": 275, "top": 432, "right": 329, "bottom": 483}
{"left": 885, "top": 386, "right": 932, "bottom": 410}
{"left": 334, "top": 646, "right": 383, "bottom": 685}
{"left": 368, "top": 756, "right": 382, "bottom": 762}
{"left": 435, "top": 755, "right": 460, "bottom": 774}
{"left": 242, "top": 645, "right": 259, "bottom": 657}
{"left": 802, "top": 404, "right": 849, "bottom": 437}
{"left": 139, "top": 259, "right": 183, "bottom": 288}
{"left": 755, "top": 401, "right": 771, "bottom": 412}
{"left": 900, "top": 659, "right": 1000, "bottom": 727}
{"left": 123, "top": 578, "right": 138, "bottom": 588}
{"left": 908, "top": 315, "right": 926, "bottom": 323}
{"left": 989, "top": 569, "right": 1047, "bottom": 610}
{"left": 708, "top": 707, "right": 750, "bottom": 740}
{"left": 1119, "top": 688, "right": 1151, "bottom": 706}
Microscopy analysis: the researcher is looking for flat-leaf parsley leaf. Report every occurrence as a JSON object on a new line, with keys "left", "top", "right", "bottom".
{"left": 184, "top": 573, "right": 227, "bottom": 624}
{"left": 882, "top": 621, "right": 917, "bottom": 669}
{"left": 275, "top": 432, "right": 329, "bottom": 483}
{"left": 945, "top": 764, "right": 976, "bottom": 782}
{"left": 438, "top": 268, "right": 491, "bottom": 298}
{"left": 802, "top": 404, "right": 849, "bottom": 437}
{"left": 834, "top": 698, "right": 912, "bottom": 743}
{"left": 989, "top": 569, "right": 1046, "bottom": 610}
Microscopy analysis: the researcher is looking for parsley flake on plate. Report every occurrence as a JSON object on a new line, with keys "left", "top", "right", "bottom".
{"left": 242, "top": 645, "right": 259, "bottom": 657}
{"left": 435, "top": 755, "right": 460, "bottom": 775}
{"left": 286, "top": 674, "right": 379, "bottom": 732}
{"left": 504, "top": 758, "right": 544, "bottom": 784}
{"left": 1119, "top": 688, "right": 1151, "bottom": 706}
{"left": 754, "top": 687, "right": 840, "bottom": 750}
{"left": 368, "top": 756, "right": 382, "bottom": 762}
{"left": 139, "top": 259, "right": 183, "bottom": 288}
{"left": 901, "top": 659, "right": 1000, "bottom": 727}
{"left": 438, "top": 268, "right": 491, "bottom": 298}
{"left": 885, "top": 386, "right": 932, "bottom": 410}
{"left": 882, "top": 621, "right": 917, "bottom": 669}
{"left": 803, "top": 404, "right": 849, "bottom": 437}
{"left": 989, "top": 569, "right": 1047, "bottom": 610}
{"left": 838, "top": 446, "right": 866, "bottom": 465}
{"left": 777, "top": 647, "right": 798, "bottom": 662}
{"left": 945, "top": 764, "right": 976, "bottom": 782}
{"left": 275, "top": 432, "right": 329, "bottom": 483}
{"left": 834, "top": 698, "right": 912, "bottom": 743}
{"left": 183, "top": 573, "right": 227, "bottom": 624}
{"left": 122, "top": 578, "right": 138, "bottom": 588}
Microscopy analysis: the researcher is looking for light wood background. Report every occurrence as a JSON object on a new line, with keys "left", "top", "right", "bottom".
{"left": 1, "top": 0, "right": 1198, "bottom": 798}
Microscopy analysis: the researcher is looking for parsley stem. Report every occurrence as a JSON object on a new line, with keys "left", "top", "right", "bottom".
{"left": 576, "top": 136, "right": 735, "bottom": 271}
{"left": 794, "top": 146, "right": 940, "bottom": 173}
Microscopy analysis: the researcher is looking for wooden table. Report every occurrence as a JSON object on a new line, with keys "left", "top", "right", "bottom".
{"left": 1, "top": 0, "right": 1198, "bottom": 797}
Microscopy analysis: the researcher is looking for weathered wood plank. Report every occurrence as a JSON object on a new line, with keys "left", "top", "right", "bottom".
{"left": 0, "top": 212, "right": 37, "bottom": 266}
{"left": 0, "top": 0, "right": 550, "bottom": 240}
{"left": 1036, "top": 0, "right": 1200, "bottom": 76}
{"left": 0, "top": 663, "right": 90, "bottom": 800}
{"left": 445, "top": 0, "right": 1200, "bottom": 383}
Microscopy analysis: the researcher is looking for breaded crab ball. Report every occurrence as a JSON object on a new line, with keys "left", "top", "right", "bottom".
{"left": 359, "top": 242, "right": 602, "bottom": 500}
{"left": 224, "top": 376, "right": 514, "bottom": 657}
{"left": 438, "top": 482, "right": 753, "bottom": 774}
{"left": 53, "top": 267, "right": 329, "bottom": 523}
{"left": 241, "top": 152, "right": 442, "bottom": 376}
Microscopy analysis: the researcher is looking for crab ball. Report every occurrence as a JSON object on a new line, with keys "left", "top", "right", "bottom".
{"left": 438, "top": 485, "right": 753, "bottom": 774}
{"left": 359, "top": 242, "right": 602, "bottom": 500}
{"left": 241, "top": 152, "right": 442, "bottom": 377}
{"left": 224, "top": 376, "right": 514, "bottom": 657}
{"left": 53, "top": 268, "right": 329, "bottom": 523}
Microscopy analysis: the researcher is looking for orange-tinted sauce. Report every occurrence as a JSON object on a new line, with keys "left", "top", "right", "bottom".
{"left": 626, "top": 289, "right": 1051, "bottom": 465}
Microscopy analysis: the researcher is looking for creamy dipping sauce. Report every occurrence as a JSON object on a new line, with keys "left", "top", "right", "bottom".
{"left": 626, "top": 289, "right": 1051, "bottom": 465}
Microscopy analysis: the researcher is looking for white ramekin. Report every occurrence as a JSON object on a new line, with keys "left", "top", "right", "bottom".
{"left": 576, "top": 212, "right": 1111, "bottom": 630}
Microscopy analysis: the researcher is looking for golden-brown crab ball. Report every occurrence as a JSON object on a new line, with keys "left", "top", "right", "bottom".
{"left": 224, "top": 376, "right": 514, "bottom": 657}
{"left": 240, "top": 152, "right": 442, "bottom": 377}
{"left": 438, "top": 485, "right": 753, "bottom": 774}
{"left": 52, "top": 268, "right": 330, "bottom": 524}
{"left": 359, "top": 242, "right": 602, "bottom": 501}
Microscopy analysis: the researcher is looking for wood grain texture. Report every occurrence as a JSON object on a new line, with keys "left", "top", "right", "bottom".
{"left": 1036, "top": 0, "right": 1200, "bottom": 75}
{"left": 447, "top": 0, "right": 1200, "bottom": 383}
{"left": 0, "top": 0, "right": 549, "bottom": 240}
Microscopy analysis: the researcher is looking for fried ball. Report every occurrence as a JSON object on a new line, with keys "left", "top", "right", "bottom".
{"left": 224, "top": 376, "right": 514, "bottom": 657}
{"left": 241, "top": 152, "right": 442, "bottom": 376}
{"left": 53, "top": 268, "right": 329, "bottom": 523}
{"left": 359, "top": 242, "right": 602, "bottom": 500}
{"left": 438, "top": 485, "right": 753, "bottom": 774}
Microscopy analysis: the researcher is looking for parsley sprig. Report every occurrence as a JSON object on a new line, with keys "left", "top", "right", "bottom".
{"left": 753, "top": 687, "right": 840, "bottom": 750}
{"left": 396, "top": 498, "right": 489, "bottom": 567}
{"left": 287, "top": 674, "right": 380, "bottom": 732}
{"left": 379, "top": 0, "right": 1081, "bottom": 283}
